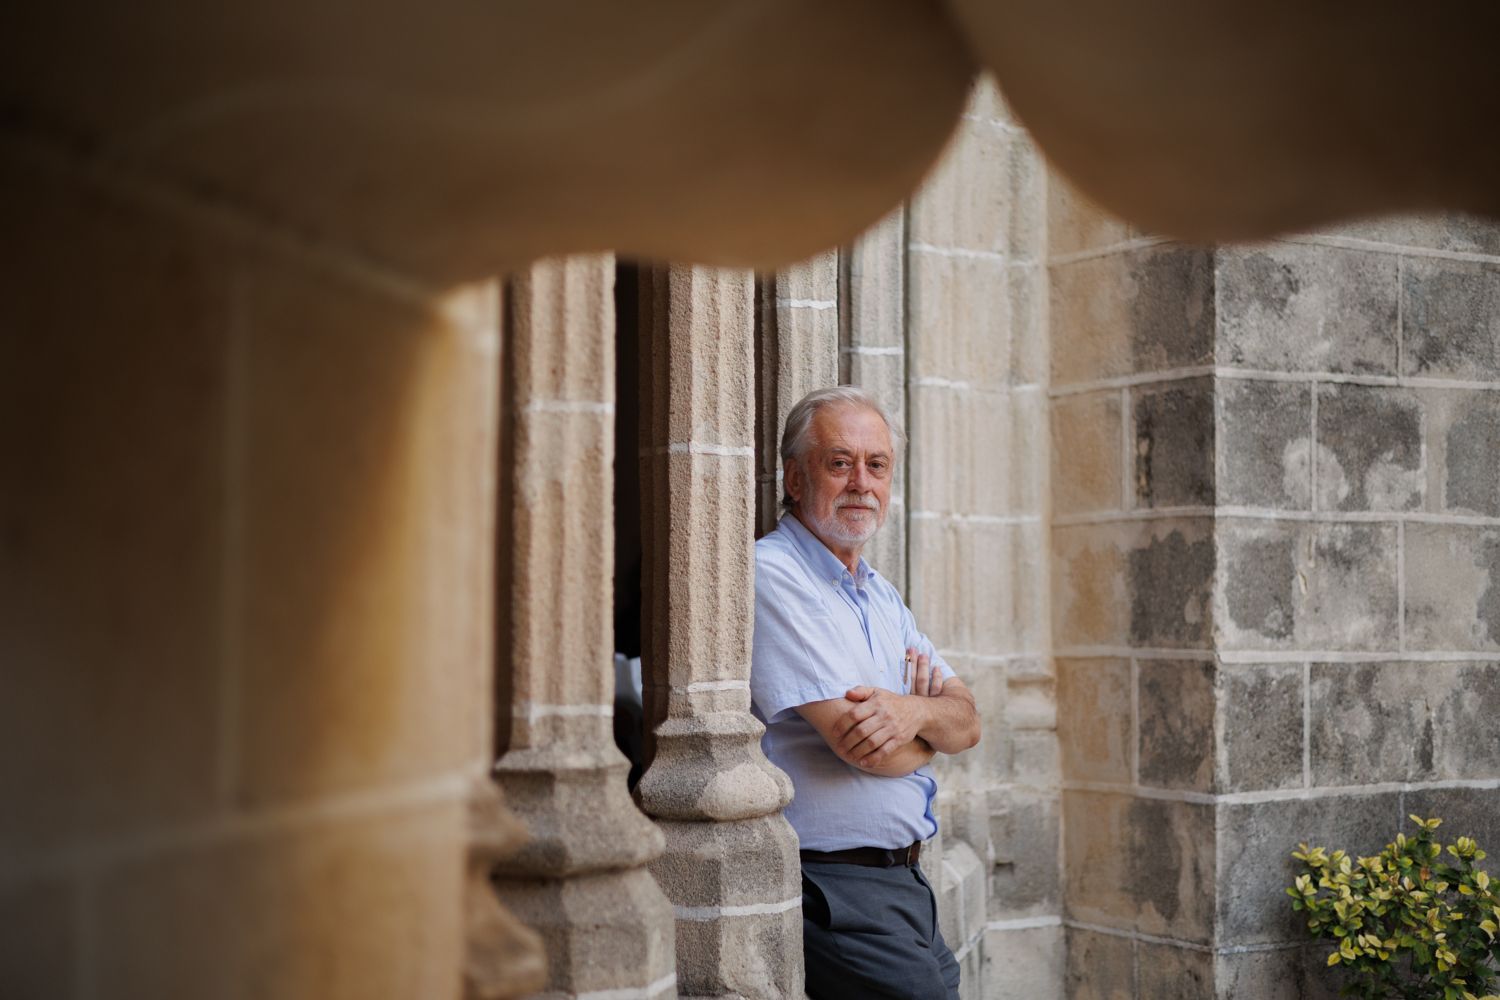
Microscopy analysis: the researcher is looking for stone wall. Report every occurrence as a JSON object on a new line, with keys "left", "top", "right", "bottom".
{"left": 752, "top": 77, "right": 1057, "bottom": 1000}
{"left": 11, "top": 62, "right": 1496, "bottom": 1000}
{"left": 755, "top": 78, "right": 1052, "bottom": 999}
{"left": 1050, "top": 178, "right": 1500, "bottom": 997}
{"left": 904, "top": 81, "right": 1058, "bottom": 1000}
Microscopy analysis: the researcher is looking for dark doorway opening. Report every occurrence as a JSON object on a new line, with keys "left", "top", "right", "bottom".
{"left": 612, "top": 261, "right": 645, "bottom": 789}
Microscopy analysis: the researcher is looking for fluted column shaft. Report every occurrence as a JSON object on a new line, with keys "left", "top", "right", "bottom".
{"left": 492, "top": 256, "right": 676, "bottom": 999}
{"left": 637, "top": 265, "right": 803, "bottom": 999}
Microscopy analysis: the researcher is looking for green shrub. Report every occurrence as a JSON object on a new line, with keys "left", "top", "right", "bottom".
{"left": 1288, "top": 815, "right": 1500, "bottom": 1000}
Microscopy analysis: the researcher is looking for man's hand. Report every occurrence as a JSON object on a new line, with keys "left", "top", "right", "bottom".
{"left": 903, "top": 647, "right": 945, "bottom": 697}
{"left": 835, "top": 686, "right": 928, "bottom": 768}
{"left": 793, "top": 648, "right": 980, "bottom": 776}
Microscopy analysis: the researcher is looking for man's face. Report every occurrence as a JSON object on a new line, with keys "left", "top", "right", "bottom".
{"left": 787, "top": 404, "right": 894, "bottom": 553}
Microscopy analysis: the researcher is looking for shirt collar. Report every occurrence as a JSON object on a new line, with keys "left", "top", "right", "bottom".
{"left": 779, "top": 512, "right": 872, "bottom": 588}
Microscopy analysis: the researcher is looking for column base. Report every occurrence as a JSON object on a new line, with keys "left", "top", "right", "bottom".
{"left": 492, "top": 867, "right": 677, "bottom": 998}
{"left": 652, "top": 813, "right": 804, "bottom": 1000}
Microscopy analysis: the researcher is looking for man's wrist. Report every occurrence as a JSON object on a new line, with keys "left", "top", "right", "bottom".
{"left": 907, "top": 691, "right": 938, "bottom": 737}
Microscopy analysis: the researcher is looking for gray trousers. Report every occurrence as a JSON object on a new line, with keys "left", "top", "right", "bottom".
{"left": 801, "top": 861, "right": 961, "bottom": 999}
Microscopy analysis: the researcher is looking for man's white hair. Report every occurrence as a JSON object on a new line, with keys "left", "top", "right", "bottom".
{"left": 779, "top": 385, "right": 905, "bottom": 510}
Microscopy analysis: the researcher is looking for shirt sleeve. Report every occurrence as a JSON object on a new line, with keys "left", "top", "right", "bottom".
{"left": 751, "top": 551, "right": 869, "bottom": 723}
{"left": 899, "top": 602, "right": 955, "bottom": 682}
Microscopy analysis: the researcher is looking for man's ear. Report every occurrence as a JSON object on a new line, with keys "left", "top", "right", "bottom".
{"left": 784, "top": 456, "right": 803, "bottom": 505}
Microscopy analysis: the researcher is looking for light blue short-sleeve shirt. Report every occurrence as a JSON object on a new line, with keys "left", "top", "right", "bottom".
{"left": 750, "top": 513, "right": 954, "bottom": 852}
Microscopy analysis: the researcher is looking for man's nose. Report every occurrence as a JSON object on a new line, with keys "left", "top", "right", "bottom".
{"left": 848, "top": 463, "right": 872, "bottom": 492}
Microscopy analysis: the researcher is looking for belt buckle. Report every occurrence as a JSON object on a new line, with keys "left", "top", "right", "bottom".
{"left": 904, "top": 843, "right": 918, "bottom": 866}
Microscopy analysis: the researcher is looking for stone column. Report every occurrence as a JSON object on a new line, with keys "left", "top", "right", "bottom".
{"left": 903, "top": 76, "right": 1061, "bottom": 996}
{"left": 637, "top": 264, "right": 803, "bottom": 999}
{"left": 491, "top": 256, "right": 677, "bottom": 999}
{"left": 755, "top": 253, "right": 841, "bottom": 537}
{"left": 840, "top": 210, "right": 909, "bottom": 585}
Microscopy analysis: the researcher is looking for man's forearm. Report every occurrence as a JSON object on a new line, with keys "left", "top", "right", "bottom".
{"left": 857, "top": 736, "right": 936, "bottom": 777}
{"left": 915, "top": 685, "right": 980, "bottom": 755}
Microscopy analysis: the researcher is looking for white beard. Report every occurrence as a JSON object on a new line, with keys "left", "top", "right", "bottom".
{"left": 805, "top": 494, "right": 883, "bottom": 546}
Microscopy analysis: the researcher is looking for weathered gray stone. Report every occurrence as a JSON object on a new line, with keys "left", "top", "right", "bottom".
{"left": 1135, "top": 943, "right": 1212, "bottom": 1000}
{"left": 1050, "top": 245, "right": 1214, "bottom": 386}
{"left": 1064, "top": 927, "right": 1134, "bottom": 1000}
{"left": 1215, "top": 792, "right": 1398, "bottom": 945}
{"left": 1218, "top": 520, "right": 1399, "bottom": 651}
{"left": 1324, "top": 214, "right": 1500, "bottom": 257}
{"left": 1402, "top": 256, "right": 1500, "bottom": 379}
{"left": 1403, "top": 523, "right": 1500, "bottom": 651}
{"left": 1217, "top": 243, "right": 1398, "bottom": 375}
{"left": 1314, "top": 384, "right": 1423, "bottom": 511}
{"left": 1218, "top": 378, "right": 1313, "bottom": 510}
{"left": 1442, "top": 393, "right": 1500, "bottom": 516}
{"left": 1212, "top": 947, "right": 1304, "bottom": 1000}
{"left": 1010, "top": 729, "right": 1061, "bottom": 787}
{"left": 988, "top": 788, "right": 1061, "bottom": 917}
{"left": 1064, "top": 791, "right": 1215, "bottom": 943}
{"left": 983, "top": 925, "right": 1064, "bottom": 1000}
{"left": 1401, "top": 787, "right": 1500, "bottom": 854}
{"left": 1310, "top": 661, "right": 1500, "bottom": 785}
{"left": 1128, "top": 519, "right": 1215, "bottom": 649}
{"left": 1123, "top": 247, "right": 1217, "bottom": 377}
{"left": 1137, "top": 659, "right": 1215, "bottom": 792}
{"left": 1133, "top": 378, "right": 1215, "bottom": 508}
{"left": 1217, "top": 663, "right": 1304, "bottom": 793}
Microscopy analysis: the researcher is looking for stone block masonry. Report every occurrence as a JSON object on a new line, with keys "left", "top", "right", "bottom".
{"left": 906, "top": 78, "right": 1059, "bottom": 999}
{"left": 1049, "top": 180, "right": 1500, "bottom": 997}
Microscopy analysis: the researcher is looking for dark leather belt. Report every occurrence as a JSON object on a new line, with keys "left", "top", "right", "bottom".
{"left": 800, "top": 842, "right": 922, "bottom": 868}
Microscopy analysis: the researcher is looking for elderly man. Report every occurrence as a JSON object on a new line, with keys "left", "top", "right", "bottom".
{"left": 750, "top": 386, "right": 981, "bottom": 999}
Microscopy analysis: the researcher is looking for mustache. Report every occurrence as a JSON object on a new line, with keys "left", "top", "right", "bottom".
{"left": 833, "top": 495, "right": 880, "bottom": 512}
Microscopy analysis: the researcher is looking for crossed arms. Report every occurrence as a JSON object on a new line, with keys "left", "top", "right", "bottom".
{"left": 794, "top": 649, "right": 981, "bottom": 778}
